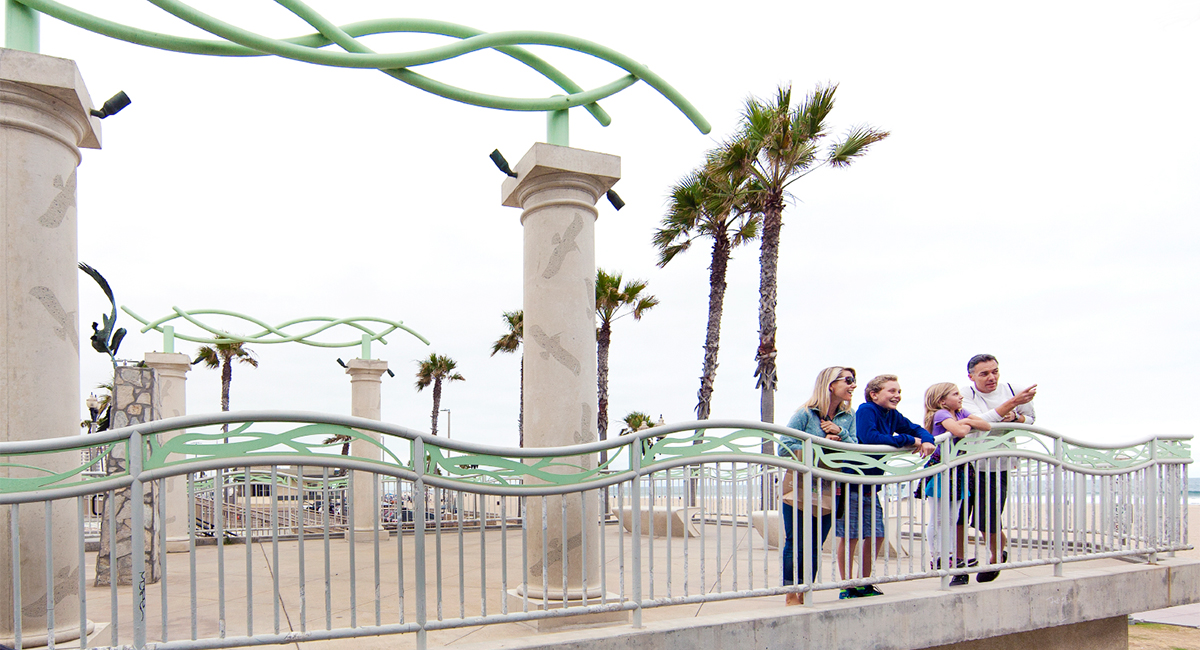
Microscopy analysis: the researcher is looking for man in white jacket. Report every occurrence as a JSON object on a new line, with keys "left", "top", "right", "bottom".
{"left": 960, "top": 353, "right": 1037, "bottom": 582}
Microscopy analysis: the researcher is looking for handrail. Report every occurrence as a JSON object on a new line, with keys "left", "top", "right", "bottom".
{"left": 1, "top": 412, "right": 1190, "bottom": 502}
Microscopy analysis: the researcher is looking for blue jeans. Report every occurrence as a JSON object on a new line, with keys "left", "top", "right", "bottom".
{"left": 781, "top": 502, "right": 833, "bottom": 585}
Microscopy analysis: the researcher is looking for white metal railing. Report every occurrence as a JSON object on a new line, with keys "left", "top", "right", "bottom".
{"left": 0, "top": 412, "right": 1190, "bottom": 650}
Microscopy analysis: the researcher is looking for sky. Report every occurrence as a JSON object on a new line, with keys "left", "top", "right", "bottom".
{"left": 7, "top": 1, "right": 1197, "bottom": 457}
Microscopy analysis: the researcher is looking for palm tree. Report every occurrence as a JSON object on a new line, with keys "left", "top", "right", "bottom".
{"left": 414, "top": 354, "right": 464, "bottom": 436}
{"left": 595, "top": 269, "right": 659, "bottom": 457}
{"left": 490, "top": 310, "right": 524, "bottom": 447}
{"left": 655, "top": 166, "right": 760, "bottom": 420}
{"left": 193, "top": 337, "right": 259, "bottom": 432}
{"left": 711, "top": 83, "right": 888, "bottom": 432}
{"left": 619, "top": 411, "right": 655, "bottom": 435}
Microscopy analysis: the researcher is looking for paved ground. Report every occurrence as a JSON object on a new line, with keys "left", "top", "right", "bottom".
{"left": 67, "top": 504, "right": 1198, "bottom": 649}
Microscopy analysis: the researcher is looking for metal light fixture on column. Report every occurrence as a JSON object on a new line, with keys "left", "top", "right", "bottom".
{"left": 440, "top": 408, "right": 452, "bottom": 440}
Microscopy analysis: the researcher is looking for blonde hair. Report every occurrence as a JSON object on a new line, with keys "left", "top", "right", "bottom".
{"left": 799, "top": 366, "right": 855, "bottom": 419}
{"left": 923, "top": 382, "right": 959, "bottom": 432}
{"left": 864, "top": 374, "right": 899, "bottom": 405}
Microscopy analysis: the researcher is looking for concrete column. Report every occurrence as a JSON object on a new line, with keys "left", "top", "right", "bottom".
{"left": 144, "top": 352, "right": 191, "bottom": 552}
{"left": 347, "top": 359, "right": 388, "bottom": 542}
{"left": 0, "top": 48, "right": 100, "bottom": 645}
{"left": 500, "top": 144, "right": 620, "bottom": 618}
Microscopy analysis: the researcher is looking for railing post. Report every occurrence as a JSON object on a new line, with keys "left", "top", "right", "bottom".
{"left": 1073, "top": 467, "right": 1087, "bottom": 553}
{"left": 939, "top": 436, "right": 951, "bottom": 590}
{"left": 1147, "top": 437, "right": 1159, "bottom": 564}
{"left": 801, "top": 437, "right": 814, "bottom": 604}
{"left": 630, "top": 436, "right": 642, "bottom": 628}
{"left": 130, "top": 430, "right": 147, "bottom": 649}
{"left": 413, "top": 438, "right": 427, "bottom": 650}
{"left": 1053, "top": 438, "right": 1064, "bottom": 577}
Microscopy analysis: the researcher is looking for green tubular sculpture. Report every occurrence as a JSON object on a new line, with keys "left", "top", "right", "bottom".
{"left": 122, "top": 306, "right": 428, "bottom": 357}
{"left": 6, "top": 0, "right": 711, "bottom": 136}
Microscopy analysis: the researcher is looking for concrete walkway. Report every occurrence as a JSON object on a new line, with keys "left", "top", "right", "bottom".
{"left": 71, "top": 509, "right": 1199, "bottom": 650}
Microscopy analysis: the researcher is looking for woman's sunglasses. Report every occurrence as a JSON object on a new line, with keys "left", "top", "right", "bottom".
{"left": 833, "top": 376, "right": 856, "bottom": 385}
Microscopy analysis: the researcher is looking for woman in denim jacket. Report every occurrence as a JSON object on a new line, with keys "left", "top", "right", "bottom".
{"left": 778, "top": 366, "right": 856, "bottom": 605}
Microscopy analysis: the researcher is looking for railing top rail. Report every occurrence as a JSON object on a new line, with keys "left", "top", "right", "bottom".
{"left": 4, "top": 411, "right": 1190, "bottom": 458}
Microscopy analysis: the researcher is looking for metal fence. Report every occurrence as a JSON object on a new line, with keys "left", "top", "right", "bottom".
{"left": 0, "top": 411, "right": 1190, "bottom": 650}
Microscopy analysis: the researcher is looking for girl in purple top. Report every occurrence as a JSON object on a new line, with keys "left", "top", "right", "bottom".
{"left": 922, "top": 382, "right": 991, "bottom": 586}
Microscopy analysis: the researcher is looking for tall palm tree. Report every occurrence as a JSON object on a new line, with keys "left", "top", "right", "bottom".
{"left": 490, "top": 310, "right": 524, "bottom": 447}
{"left": 414, "top": 354, "right": 464, "bottom": 436}
{"left": 654, "top": 166, "right": 760, "bottom": 420}
{"left": 711, "top": 83, "right": 888, "bottom": 433}
{"left": 595, "top": 269, "right": 659, "bottom": 456}
{"left": 193, "top": 337, "right": 259, "bottom": 432}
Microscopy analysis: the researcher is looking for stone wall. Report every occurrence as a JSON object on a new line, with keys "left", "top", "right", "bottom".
{"left": 94, "top": 364, "right": 160, "bottom": 586}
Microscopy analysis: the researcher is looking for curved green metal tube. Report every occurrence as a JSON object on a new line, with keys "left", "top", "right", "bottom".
{"left": 273, "top": 1, "right": 636, "bottom": 116}
{"left": 18, "top": 0, "right": 709, "bottom": 132}
{"left": 121, "top": 306, "right": 430, "bottom": 348}
{"left": 146, "top": 0, "right": 709, "bottom": 131}
{"left": 16, "top": 0, "right": 619, "bottom": 126}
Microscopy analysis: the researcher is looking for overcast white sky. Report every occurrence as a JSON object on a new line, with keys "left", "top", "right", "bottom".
{"left": 8, "top": 1, "right": 1197, "bottom": 456}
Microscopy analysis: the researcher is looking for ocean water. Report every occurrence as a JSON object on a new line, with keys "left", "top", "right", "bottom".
{"left": 1190, "top": 477, "right": 1200, "bottom": 506}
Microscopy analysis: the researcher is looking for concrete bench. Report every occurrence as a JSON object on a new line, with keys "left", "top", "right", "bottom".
{"left": 617, "top": 506, "right": 701, "bottom": 538}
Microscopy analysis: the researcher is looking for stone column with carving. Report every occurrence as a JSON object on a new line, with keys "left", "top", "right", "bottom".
{"left": 347, "top": 359, "right": 388, "bottom": 542}
{"left": 0, "top": 48, "right": 101, "bottom": 645}
{"left": 500, "top": 144, "right": 620, "bottom": 622}
{"left": 144, "top": 352, "right": 191, "bottom": 552}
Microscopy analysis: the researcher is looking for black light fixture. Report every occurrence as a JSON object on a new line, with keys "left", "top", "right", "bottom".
{"left": 489, "top": 149, "right": 517, "bottom": 178}
{"left": 335, "top": 358, "right": 347, "bottom": 368}
{"left": 606, "top": 189, "right": 625, "bottom": 211}
{"left": 90, "top": 91, "right": 131, "bottom": 119}
{"left": 386, "top": 369, "right": 395, "bottom": 378}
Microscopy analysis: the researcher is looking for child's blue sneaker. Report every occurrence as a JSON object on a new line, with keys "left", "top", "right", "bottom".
{"left": 838, "top": 588, "right": 858, "bottom": 599}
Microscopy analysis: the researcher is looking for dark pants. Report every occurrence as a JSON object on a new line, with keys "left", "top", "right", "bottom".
{"left": 781, "top": 502, "right": 833, "bottom": 585}
{"left": 959, "top": 470, "right": 1009, "bottom": 532}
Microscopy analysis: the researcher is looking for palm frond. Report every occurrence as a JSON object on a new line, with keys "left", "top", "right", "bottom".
{"left": 490, "top": 310, "right": 523, "bottom": 356}
{"left": 596, "top": 269, "right": 658, "bottom": 326}
{"left": 827, "top": 125, "right": 891, "bottom": 167}
{"left": 796, "top": 82, "right": 838, "bottom": 140}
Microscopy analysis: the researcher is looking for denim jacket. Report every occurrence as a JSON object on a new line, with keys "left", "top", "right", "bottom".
{"left": 778, "top": 406, "right": 856, "bottom": 460}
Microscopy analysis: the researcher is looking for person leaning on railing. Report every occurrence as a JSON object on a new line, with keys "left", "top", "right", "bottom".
{"left": 778, "top": 366, "right": 857, "bottom": 606}
{"left": 959, "top": 353, "right": 1037, "bottom": 582}
{"left": 839, "top": 374, "right": 936, "bottom": 599}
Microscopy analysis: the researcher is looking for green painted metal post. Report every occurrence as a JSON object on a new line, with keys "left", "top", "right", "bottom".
{"left": 547, "top": 108, "right": 569, "bottom": 147}
{"left": 360, "top": 333, "right": 371, "bottom": 360}
{"left": 4, "top": 0, "right": 39, "bottom": 52}
{"left": 162, "top": 325, "right": 175, "bottom": 354}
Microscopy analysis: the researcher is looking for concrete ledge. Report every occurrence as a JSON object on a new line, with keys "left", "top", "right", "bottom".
{"left": 617, "top": 506, "right": 700, "bottom": 538}
{"left": 457, "top": 559, "right": 1200, "bottom": 650}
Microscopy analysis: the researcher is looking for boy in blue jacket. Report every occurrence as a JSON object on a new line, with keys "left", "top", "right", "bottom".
{"left": 837, "top": 374, "right": 935, "bottom": 598}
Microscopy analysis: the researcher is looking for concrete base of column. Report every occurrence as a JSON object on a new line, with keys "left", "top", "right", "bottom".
{"left": 347, "top": 528, "right": 390, "bottom": 543}
{"left": 506, "top": 589, "right": 628, "bottom": 632}
{"left": 165, "top": 537, "right": 191, "bottom": 554}
{"left": 0, "top": 619, "right": 97, "bottom": 649}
